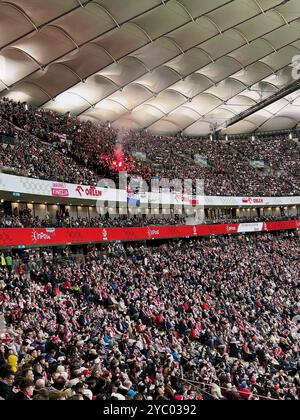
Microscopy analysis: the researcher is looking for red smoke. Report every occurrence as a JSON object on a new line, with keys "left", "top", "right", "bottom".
{"left": 112, "top": 147, "right": 125, "bottom": 171}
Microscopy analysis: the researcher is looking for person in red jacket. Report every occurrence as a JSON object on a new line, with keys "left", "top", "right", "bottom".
{"left": 239, "top": 382, "right": 251, "bottom": 400}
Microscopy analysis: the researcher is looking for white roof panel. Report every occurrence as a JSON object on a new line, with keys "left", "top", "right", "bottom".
{"left": 1, "top": 0, "right": 300, "bottom": 135}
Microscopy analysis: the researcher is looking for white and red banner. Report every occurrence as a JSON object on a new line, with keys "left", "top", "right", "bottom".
{"left": 0, "top": 220, "right": 299, "bottom": 248}
{"left": 237, "top": 222, "right": 264, "bottom": 233}
{"left": 0, "top": 174, "right": 113, "bottom": 201}
{"left": 1, "top": 173, "right": 300, "bottom": 207}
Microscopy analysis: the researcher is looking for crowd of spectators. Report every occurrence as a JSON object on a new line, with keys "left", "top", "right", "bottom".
{"left": 0, "top": 233, "right": 299, "bottom": 401}
{"left": 0, "top": 98, "right": 126, "bottom": 182}
{"left": 0, "top": 208, "right": 297, "bottom": 229}
{"left": 204, "top": 214, "right": 298, "bottom": 225}
{"left": 0, "top": 119, "right": 99, "bottom": 185}
{"left": 124, "top": 133, "right": 298, "bottom": 196}
{"left": 1, "top": 96, "right": 300, "bottom": 405}
{"left": 1, "top": 97, "right": 300, "bottom": 197}
{"left": 0, "top": 209, "right": 186, "bottom": 229}
{"left": 232, "top": 137, "right": 300, "bottom": 192}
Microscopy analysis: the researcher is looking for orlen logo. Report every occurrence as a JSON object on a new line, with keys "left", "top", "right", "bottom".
{"left": 147, "top": 227, "right": 160, "bottom": 238}
{"left": 76, "top": 185, "right": 102, "bottom": 197}
{"left": 32, "top": 229, "right": 56, "bottom": 242}
{"left": 242, "top": 197, "right": 264, "bottom": 205}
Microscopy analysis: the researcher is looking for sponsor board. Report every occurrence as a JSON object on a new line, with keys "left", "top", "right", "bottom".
{"left": 237, "top": 223, "right": 264, "bottom": 233}
{"left": 242, "top": 198, "right": 265, "bottom": 205}
{"left": 0, "top": 173, "right": 300, "bottom": 207}
{"left": 147, "top": 227, "right": 160, "bottom": 238}
{"left": 0, "top": 220, "right": 299, "bottom": 247}
{"left": 51, "top": 182, "right": 69, "bottom": 197}
{"left": 32, "top": 228, "right": 56, "bottom": 243}
{"left": 76, "top": 185, "right": 103, "bottom": 197}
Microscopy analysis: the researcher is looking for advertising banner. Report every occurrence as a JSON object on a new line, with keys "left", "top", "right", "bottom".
{"left": 0, "top": 220, "right": 299, "bottom": 247}
{"left": 1, "top": 173, "right": 300, "bottom": 207}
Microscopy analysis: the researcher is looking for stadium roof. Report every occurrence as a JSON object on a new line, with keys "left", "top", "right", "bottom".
{"left": 1, "top": 0, "right": 300, "bottom": 135}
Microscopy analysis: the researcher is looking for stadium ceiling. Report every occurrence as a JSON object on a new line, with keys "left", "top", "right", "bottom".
{"left": 1, "top": 0, "right": 300, "bottom": 136}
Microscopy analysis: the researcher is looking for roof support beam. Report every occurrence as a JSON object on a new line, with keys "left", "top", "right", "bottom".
{"left": 252, "top": 0, "right": 265, "bottom": 15}
{"left": 130, "top": 83, "right": 156, "bottom": 96}
{"left": 129, "top": 56, "right": 151, "bottom": 72}
{"left": 260, "top": 38, "right": 278, "bottom": 53}
{"left": 180, "top": 60, "right": 296, "bottom": 133}
{"left": 227, "top": 56, "right": 245, "bottom": 71}
{"left": 172, "top": 0, "right": 195, "bottom": 22}
{"left": 91, "top": 3, "right": 120, "bottom": 28}
{"left": 4, "top": 47, "right": 43, "bottom": 70}
{"left": 273, "top": 9, "right": 289, "bottom": 26}
{"left": 46, "top": 25, "right": 80, "bottom": 49}
{"left": 180, "top": 106, "right": 203, "bottom": 119}
{"left": 218, "top": 79, "right": 300, "bottom": 132}
{"left": 0, "top": 79, "right": 9, "bottom": 89}
{"left": 76, "top": 0, "right": 89, "bottom": 6}
{"left": 163, "top": 66, "right": 184, "bottom": 80}
{"left": 106, "top": 98, "right": 130, "bottom": 112}
{"left": 142, "top": 103, "right": 167, "bottom": 115}
{"left": 163, "top": 36, "right": 185, "bottom": 55}
{"left": 196, "top": 48, "right": 215, "bottom": 64}
{"left": 126, "top": 22, "right": 153, "bottom": 42}
{"left": 52, "top": 92, "right": 94, "bottom": 108}
{"left": 89, "top": 43, "right": 118, "bottom": 63}
{"left": 257, "top": 61, "right": 275, "bottom": 74}
{"left": 52, "top": 63, "right": 84, "bottom": 82}
{"left": 144, "top": 99, "right": 193, "bottom": 129}
{"left": 231, "top": 28, "right": 250, "bottom": 45}
{"left": 253, "top": 100, "right": 295, "bottom": 131}
{"left": 202, "top": 16, "right": 222, "bottom": 34}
